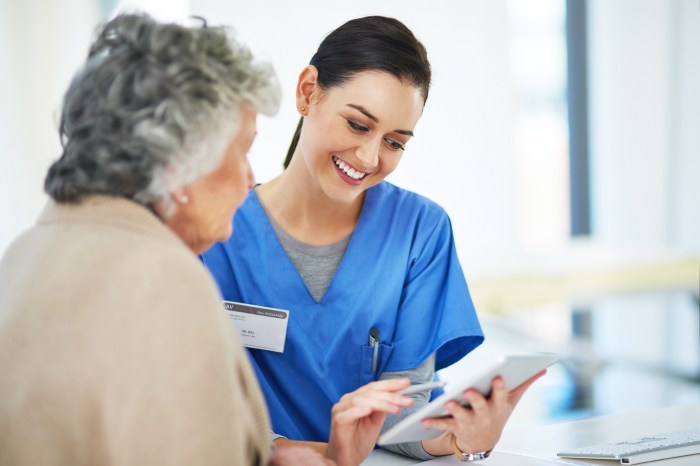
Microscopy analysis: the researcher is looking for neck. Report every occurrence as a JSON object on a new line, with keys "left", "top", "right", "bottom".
{"left": 257, "top": 164, "right": 364, "bottom": 246}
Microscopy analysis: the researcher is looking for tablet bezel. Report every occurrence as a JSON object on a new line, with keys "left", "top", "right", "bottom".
{"left": 377, "top": 352, "right": 558, "bottom": 445}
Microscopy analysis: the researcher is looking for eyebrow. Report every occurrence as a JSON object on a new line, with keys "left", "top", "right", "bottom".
{"left": 346, "top": 104, "right": 415, "bottom": 137}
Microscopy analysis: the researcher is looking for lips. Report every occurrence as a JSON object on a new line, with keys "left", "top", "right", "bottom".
{"left": 332, "top": 156, "right": 367, "bottom": 180}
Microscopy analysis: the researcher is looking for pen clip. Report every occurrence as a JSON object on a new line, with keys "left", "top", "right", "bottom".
{"left": 369, "top": 327, "right": 379, "bottom": 346}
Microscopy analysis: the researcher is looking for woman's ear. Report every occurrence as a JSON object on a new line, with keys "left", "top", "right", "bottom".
{"left": 159, "top": 165, "right": 191, "bottom": 213}
{"left": 171, "top": 187, "right": 190, "bottom": 206}
{"left": 296, "top": 65, "right": 318, "bottom": 116}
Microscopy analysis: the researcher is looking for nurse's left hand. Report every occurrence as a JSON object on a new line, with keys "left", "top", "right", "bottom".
{"left": 325, "top": 378, "right": 413, "bottom": 466}
{"left": 420, "top": 370, "right": 546, "bottom": 456}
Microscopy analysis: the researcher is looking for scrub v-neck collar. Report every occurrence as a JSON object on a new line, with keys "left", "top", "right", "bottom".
{"left": 247, "top": 187, "right": 377, "bottom": 304}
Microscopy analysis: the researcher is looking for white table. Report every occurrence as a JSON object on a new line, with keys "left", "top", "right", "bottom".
{"left": 363, "top": 403, "right": 700, "bottom": 465}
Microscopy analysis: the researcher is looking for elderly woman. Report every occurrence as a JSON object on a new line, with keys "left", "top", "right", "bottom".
{"left": 0, "top": 13, "right": 412, "bottom": 466}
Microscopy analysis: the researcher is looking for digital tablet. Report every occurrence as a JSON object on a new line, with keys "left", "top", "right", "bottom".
{"left": 377, "top": 352, "right": 558, "bottom": 445}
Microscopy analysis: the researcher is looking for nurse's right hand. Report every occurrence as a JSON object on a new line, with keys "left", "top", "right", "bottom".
{"left": 325, "top": 378, "right": 414, "bottom": 466}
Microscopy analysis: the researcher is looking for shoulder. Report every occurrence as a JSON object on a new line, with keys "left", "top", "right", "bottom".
{"left": 125, "top": 235, "right": 223, "bottom": 312}
{"left": 231, "top": 189, "right": 260, "bottom": 221}
{"left": 35, "top": 199, "right": 224, "bottom": 320}
{"left": 368, "top": 181, "right": 450, "bottom": 227}
{"left": 221, "top": 190, "right": 267, "bottom": 240}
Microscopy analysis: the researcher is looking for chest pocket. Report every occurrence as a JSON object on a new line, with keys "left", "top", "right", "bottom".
{"left": 359, "top": 343, "right": 394, "bottom": 384}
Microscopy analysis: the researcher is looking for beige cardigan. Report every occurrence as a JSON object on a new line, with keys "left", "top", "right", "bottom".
{"left": 0, "top": 196, "right": 270, "bottom": 465}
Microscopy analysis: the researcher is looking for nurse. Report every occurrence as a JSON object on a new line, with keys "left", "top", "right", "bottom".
{"left": 202, "top": 15, "right": 542, "bottom": 460}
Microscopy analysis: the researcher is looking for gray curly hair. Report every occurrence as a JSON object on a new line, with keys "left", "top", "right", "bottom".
{"left": 45, "top": 13, "right": 280, "bottom": 213}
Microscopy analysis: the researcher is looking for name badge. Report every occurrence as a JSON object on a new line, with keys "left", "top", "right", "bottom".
{"left": 223, "top": 301, "right": 289, "bottom": 353}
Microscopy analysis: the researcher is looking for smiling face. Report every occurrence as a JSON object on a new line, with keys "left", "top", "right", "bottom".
{"left": 291, "top": 69, "right": 424, "bottom": 205}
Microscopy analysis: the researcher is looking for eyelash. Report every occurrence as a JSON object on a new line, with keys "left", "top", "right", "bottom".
{"left": 385, "top": 139, "right": 405, "bottom": 151}
{"left": 346, "top": 119, "right": 406, "bottom": 151}
{"left": 347, "top": 119, "right": 368, "bottom": 133}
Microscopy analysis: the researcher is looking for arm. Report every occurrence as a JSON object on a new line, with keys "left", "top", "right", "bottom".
{"left": 273, "top": 438, "right": 327, "bottom": 455}
{"left": 269, "top": 446, "right": 334, "bottom": 466}
{"left": 325, "top": 378, "right": 414, "bottom": 466}
{"left": 270, "top": 379, "right": 414, "bottom": 466}
{"left": 378, "top": 354, "right": 440, "bottom": 460}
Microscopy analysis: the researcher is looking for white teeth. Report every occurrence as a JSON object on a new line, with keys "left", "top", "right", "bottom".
{"left": 333, "top": 156, "right": 366, "bottom": 180}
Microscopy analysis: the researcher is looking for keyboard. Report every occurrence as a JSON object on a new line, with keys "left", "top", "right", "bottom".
{"left": 556, "top": 428, "right": 700, "bottom": 465}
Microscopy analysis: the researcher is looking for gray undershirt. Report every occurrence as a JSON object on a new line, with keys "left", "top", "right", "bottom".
{"left": 267, "top": 212, "right": 348, "bottom": 302}
{"left": 378, "top": 354, "right": 438, "bottom": 460}
{"left": 265, "top": 208, "right": 439, "bottom": 460}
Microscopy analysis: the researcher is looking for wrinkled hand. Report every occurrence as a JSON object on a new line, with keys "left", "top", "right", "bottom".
{"left": 325, "top": 378, "right": 413, "bottom": 466}
{"left": 422, "top": 370, "right": 546, "bottom": 454}
{"left": 269, "top": 446, "right": 335, "bottom": 466}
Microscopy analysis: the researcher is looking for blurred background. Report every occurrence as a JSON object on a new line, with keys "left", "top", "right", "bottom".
{"left": 1, "top": 0, "right": 698, "bottom": 428}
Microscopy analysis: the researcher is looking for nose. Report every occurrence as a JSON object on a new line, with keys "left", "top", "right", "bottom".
{"left": 355, "top": 137, "right": 381, "bottom": 169}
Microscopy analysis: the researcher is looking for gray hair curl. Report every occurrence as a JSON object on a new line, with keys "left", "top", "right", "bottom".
{"left": 45, "top": 13, "right": 280, "bottom": 212}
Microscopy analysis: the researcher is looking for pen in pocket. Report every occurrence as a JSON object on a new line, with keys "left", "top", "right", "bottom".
{"left": 368, "top": 327, "right": 379, "bottom": 373}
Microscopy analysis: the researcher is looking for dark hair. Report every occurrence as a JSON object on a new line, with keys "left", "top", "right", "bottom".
{"left": 45, "top": 13, "right": 279, "bottom": 211}
{"left": 283, "top": 16, "right": 431, "bottom": 168}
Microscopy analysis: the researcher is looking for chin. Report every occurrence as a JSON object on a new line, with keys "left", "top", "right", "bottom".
{"left": 321, "top": 179, "right": 361, "bottom": 202}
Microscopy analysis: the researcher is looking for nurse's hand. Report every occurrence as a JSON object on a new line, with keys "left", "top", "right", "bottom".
{"left": 420, "top": 370, "right": 546, "bottom": 456}
{"left": 325, "top": 378, "right": 414, "bottom": 466}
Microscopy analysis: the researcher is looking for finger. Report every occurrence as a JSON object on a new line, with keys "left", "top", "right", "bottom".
{"left": 515, "top": 369, "right": 546, "bottom": 390}
{"left": 338, "top": 394, "right": 411, "bottom": 416}
{"left": 463, "top": 389, "right": 489, "bottom": 416}
{"left": 354, "top": 394, "right": 405, "bottom": 414}
{"left": 363, "top": 378, "right": 411, "bottom": 392}
{"left": 332, "top": 405, "right": 373, "bottom": 425}
{"left": 363, "top": 387, "right": 415, "bottom": 406}
{"left": 490, "top": 376, "right": 508, "bottom": 406}
{"left": 336, "top": 390, "right": 414, "bottom": 414}
{"left": 421, "top": 415, "right": 457, "bottom": 432}
{"left": 444, "top": 399, "right": 475, "bottom": 425}
{"left": 509, "top": 369, "right": 546, "bottom": 405}
{"left": 337, "top": 379, "right": 412, "bottom": 407}
{"left": 334, "top": 405, "right": 388, "bottom": 427}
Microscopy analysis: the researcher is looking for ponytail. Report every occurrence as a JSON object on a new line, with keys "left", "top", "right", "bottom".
{"left": 284, "top": 117, "right": 303, "bottom": 169}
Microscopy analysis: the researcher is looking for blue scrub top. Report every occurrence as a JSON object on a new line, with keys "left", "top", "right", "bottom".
{"left": 201, "top": 181, "right": 484, "bottom": 442}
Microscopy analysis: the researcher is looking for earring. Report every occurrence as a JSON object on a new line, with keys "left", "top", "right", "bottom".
{"left": 300, "top": 107, "right": 306, "bottom": 112}
{"left": 179, "top": 195, "right": 189, "bottom": 204}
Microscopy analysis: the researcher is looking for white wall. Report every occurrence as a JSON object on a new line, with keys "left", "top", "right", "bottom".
{"left": 587, "top": 0, "right": 700, "bottom": 379}
{"left": 671, "top": 0, "right": 700, "bottom": 249}
{"left": 588, "top": 0, "right": 671, "bottom": 248}
{"left": 588, "top": 0, "right": 700, "bottom": 252}
{"left": 0, "top": 0, "right": 99, "bottom": 253}
{"left": 2, "top": 0, "right": 699, "bottom": 271}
